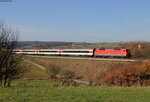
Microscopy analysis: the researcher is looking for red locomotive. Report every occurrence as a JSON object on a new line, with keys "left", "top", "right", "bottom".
{"left": 94, "top": 48, "right": 131, "bottom": 58}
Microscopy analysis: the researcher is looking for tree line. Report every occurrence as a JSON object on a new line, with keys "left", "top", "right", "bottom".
{"left": 125, "top": 42, "right": 150, "bottom": 58}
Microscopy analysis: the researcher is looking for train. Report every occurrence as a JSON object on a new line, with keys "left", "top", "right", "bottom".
{"left": 14, "top": 48, "right": 131, "bottom": 58}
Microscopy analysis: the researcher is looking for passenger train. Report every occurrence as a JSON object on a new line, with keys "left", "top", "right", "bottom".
{"left": 14, "top": 48, "right": 131, "bottom": 58}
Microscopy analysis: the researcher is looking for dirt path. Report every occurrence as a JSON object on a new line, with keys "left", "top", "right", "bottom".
{"left": 24, "top": 59, "right": 46, "bottom": 71}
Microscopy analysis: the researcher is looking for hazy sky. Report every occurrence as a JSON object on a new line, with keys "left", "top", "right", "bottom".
{"left": 0, "top": 0, "right": 150, "bottom": 42}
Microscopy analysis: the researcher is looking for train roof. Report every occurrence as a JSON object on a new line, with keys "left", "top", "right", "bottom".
{"left": 14, "top": 49, "right": 93, "bottom": 51}
{"left": 61, "top": 49, "right": 93, "bottom": 51}
{"left": 96, "top": 48, "right": 127, "bottom": 50}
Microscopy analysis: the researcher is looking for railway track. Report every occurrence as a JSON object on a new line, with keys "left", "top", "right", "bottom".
{"left": 26, "top": 55, "right": 136, "bottom": 62}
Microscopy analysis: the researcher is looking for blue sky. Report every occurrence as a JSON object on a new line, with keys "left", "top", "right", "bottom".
{"left": 0, "top": 0, "right": 150, "bottom": 42}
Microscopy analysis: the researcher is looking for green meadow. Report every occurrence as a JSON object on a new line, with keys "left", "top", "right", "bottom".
{"left": 0, "top": 80, "right": 150, "bottom": 102}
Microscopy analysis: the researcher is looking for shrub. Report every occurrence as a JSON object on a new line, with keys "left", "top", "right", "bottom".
{"left": 102, "top": 62, "right": 150, "bottom": 86}
{"left": 61, "top": 69, "right": 77, "bottom": 87}
{"left": 125, "top": 42, "right": 150, "bottom": 58}
{"left": 46, "top": 63, "right": 61, "bottom": 79}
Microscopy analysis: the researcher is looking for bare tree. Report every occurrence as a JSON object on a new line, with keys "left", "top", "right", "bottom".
{"left": 46, "top": 63, "right": 61, "bottom": 79}
{"left": 0, "top": 21, "right": 24, "bottom": 87}
{"left": 61, "top": 69, "right": 77, "bottom": 87}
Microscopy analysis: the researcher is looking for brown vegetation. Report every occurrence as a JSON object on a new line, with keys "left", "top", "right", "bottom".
{"left": 102, "top": 61, "right": 150, "bottom": 86}
{"left": 46, "top": 63, "right": 61, "bottom": 79}
{"left": 26, "top": 56, "right": 150, "bottom": 86}
{"left": 26, "top": 57, "right": 125, "bottom": 82}
{"left": 60, "top": 69, "right": 78, "bottom": 87}
{"left": 125, "top": 42, "right": 150, "bottom": 58}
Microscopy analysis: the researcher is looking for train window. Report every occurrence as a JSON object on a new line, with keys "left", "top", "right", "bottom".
{"left": 23, "top": 51, "right": 35, "bottom": 52}
{"left": 114, "top": 48, "right": 120, "bottom": 50}
{"left": 99, "top": 48, "right": 105, "bottom": 50}
{"left": 63, "top": 51, "right": 89, "bottom": 53}
{"left": 40, "top": 51, "right": 57, "bottom": 52}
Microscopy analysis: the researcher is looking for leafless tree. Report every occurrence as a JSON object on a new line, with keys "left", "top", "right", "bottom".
{"left": 61, "top": 69, "right": 77, "bottom": 87}
{"left": 0, "top": 21, "right": 24, "bottom": 87}
{"left": 46, "top": 63, "right": 61, "bottom": 79}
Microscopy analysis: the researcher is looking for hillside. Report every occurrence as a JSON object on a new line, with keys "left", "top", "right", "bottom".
{"left": 18, "top": 41, "right": 124, "bottom": 49}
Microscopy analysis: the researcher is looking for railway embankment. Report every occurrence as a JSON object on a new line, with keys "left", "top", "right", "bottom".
{"left": 25, "top": 56, "right": 150, "bottom": 86}
{"left": 24, "top": 56, "right": 128, "bottom": 83}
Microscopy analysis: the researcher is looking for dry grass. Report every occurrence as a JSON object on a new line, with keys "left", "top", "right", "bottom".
{"left": 26, "top": 56, "right": 128, "bottom": 81}
{"left": 19, "top": 61, "right": 49, "bottom": 80}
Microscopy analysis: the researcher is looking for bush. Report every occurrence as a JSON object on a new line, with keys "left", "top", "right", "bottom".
{"left": 102, "top": 62, "right": 150, "bottom": 86}
{"left": 61, "top": 69, "right": 77, "bottom": 87}
{"left": 46, "top": 64, "right": 61, "bottom": 79}
{"left": 125, "top": 42, "right": 150, "bottom": 58}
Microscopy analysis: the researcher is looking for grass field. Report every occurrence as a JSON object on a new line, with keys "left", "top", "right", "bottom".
{"left": 0, "top": 57, "right": 149, "bottom": 102}
{"left": 0, "top": 80, "right": 150, "bottom": 102}
{"left": 20, "top": 61, "right": 49, "bottom": 80}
